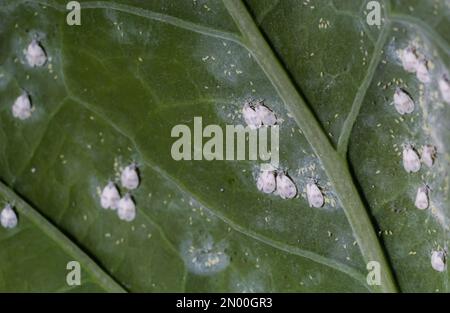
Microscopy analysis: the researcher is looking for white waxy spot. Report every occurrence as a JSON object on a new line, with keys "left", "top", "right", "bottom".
{"left": 431, "top": 250, "right": 446, "bottom": 272}
{"left": 276, "top": 172, "right": 297, "bottom": 199}
{"left": 256, "top": 170, "right": 276, "bottom": 194}
{"left": 100, "top": 182, "right": 120, "bottom": 210}
{"left": 421, "top": 145, "right": 436, "bottom": 168}
{"left": 117, "top": 194, "right": 136, "bottom": 222}
{"left": 393, "top": 88, "right": 414, "bottom": 115}
{"left": 120, "top": 164, "right": 139, "bottom": 190}
{"left": 416, "top": 59, "right": 431, "bottom": 84}
{"left": 25, "top": 39, "right": 47, "bottom": 67}
{"left": 402, "top": 145, "right": 421, "bottom": 173}
{"left": 400, "top": 47, "right": 419, "bottom": 73}
{"left": 242, "top": 101, "right": 261, "bottom": 129}
{"left": 12, "top": 93, "right": 32, "bottom": 120}
{"left": 254, "top": 101, "right": 277, "bottom": 126}
{"left": 414, "top": 186, "right": 429, "bottom": 210}
{"left": 438, "top": 75, "right": 450, "bottom": 103}
{"left": 181, "top": 236, "right": 229, "bottom": 275}
{"left": 306, "top": 182, "right": 324, "bottom": 208}
{"left": 1, "top": 204, "right": 18, "bottom": 229}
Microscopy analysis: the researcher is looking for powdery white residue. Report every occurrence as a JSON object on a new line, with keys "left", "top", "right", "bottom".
{"left": 180, "top": 235, "right": 229, "bottom": 275}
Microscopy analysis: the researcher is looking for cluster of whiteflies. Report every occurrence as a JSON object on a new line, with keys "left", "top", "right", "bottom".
{"left": 1, "top": 204, "right": 18, "bottom": 229}
{"left": 256, "top": 167, "right": 297, "bottom": 200}
{"left": 2, "top": 40, "right": 50, "bottom": 231}
{"left": 100, "top": 164, "right": 140, "bottom": 222}
{"left": 399, "top": 45, "right": 450, "bottom": 100}
{"left": 12, "top": 39, "right": 47, "bottom": 121}
{"left": 243, "top": 99, "right": 325, "bottom": 207}
{"left": 398, "top": 45, "right": 447, "bottom": 272}
{"left": 402, "top": 143, "right": 435, "bottom": 208}
{"left": 256, "top": 166, "right": 324, "bottom": 208}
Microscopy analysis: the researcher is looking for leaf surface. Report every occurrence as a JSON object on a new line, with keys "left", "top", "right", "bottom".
{"left": 0, "top": 0, "right": 448, "bottom": 292}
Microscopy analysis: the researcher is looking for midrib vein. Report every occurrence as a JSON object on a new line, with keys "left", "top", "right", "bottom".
{"left": 337, "top": 23, "right": 391, "bottom": 156}
{"left": 223, "top": 0, "right": 398, "bottom": 292}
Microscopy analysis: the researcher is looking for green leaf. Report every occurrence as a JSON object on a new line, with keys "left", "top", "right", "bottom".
{"left": 0, "top": 0, "right": 448, "bottom": 292}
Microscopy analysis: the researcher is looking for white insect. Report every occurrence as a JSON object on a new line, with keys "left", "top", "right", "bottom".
{"left": 255, "top": 101, "right": 277, "bottom": 126}
{"left": 421, "top": 145, "right": 436, "bottom": 168}
{"left": 1, "top": 204, "right": 18, "bottom": 229}
{"left": 276, "top": 172, "right": 297, "bottom": 199}
{"left": 25, "top": 39, "right": 47, "bottom": 67}
{"left": 402, "top": 145, "right": 421, "bottom": 173}
{"left": 242, "top": 101, "right": 261, "bottom": 129}
{"left": 117, "top": 194, "right": 136, "bottom": 222}
{"left": 120, "top": 163, "right": 139, "bottom": 190}
{"left": 12, "top": 92, "right": 32, "bottom": 120}
{"left": 431, "top": 250, "right": 446, "bottom": 272}
{"left": 400, "top": 47, "right": 419, "bottom": 73}
{"left": 393, "top": 88, "right": 414, "bottom": 115}
{"left": 415, "top": 59, "right": 431, "bottom": 84}
{"left": 414, "top": 186, "right": 429, "bottom": 210}
{"left": 438, "top": 75, "right": 450, "bottom": 103}
{"left": 100, "top": 182, "right": 120, "bottom": 210}
{"left": 306, "top": 182, "right": 324, "bottom": 208}
{"left": 256, "top": 169, "right": 276, "bottom": 194}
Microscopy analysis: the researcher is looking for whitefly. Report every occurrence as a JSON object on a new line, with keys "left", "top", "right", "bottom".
{"left": 121, "top": 163, "right": 140, "bottom": 190}
{"left": 306, "top": 181, "right": 324, "bottom": 208}
{"left": 1, "top": 204, "right": 18, "bottom": 229}
{"left": 402, "top": 145, "right": 421, "bottom": 173}
{"left": 393, "top": 88, "right": 414, "bottom": 115}
{"left": 12, "top": 92, "right": 32, "bottom": 120}
{"left": 117, "top": 194, "right": 136, "bottom": 222}
{"left": 25, "top": 39, "right": 47, "bottom": 67}
{"left": 275, "top": 171, "right": 297, "bottom": 200}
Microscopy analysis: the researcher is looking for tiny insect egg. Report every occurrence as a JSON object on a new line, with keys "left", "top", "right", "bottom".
{"left": 25, "top": 39, "right": 47, "bottom": 67}
{"left": 306, "top": 182, "right": 324, "bottom": 208}
{"left": 117, "top": 194, "right": 136, "bottom": 222}
{"left": 100, "top": 182, "right": 120, "bottom": 210}
{"left": 1, "top": 204, "right": 18, "bottom": 229}
{"left": 256, "top": 169, "right": 276, "bottom": 194}
{"left": 120, "top": 164, "right": 140, "bottom": 190}
{"left": 431, "top": 250, "right": 446, "bottom": 272}
{"left": 393, "top": 88, "right": 414, "bottom": 115}
{"left": 12, "top": 93, "right": 32, "bottom": 120}
{"left": 276, "top": 172, "right": 297, "bottom": 200}
{"left": 402, "top": 145, "right": 421, "bottom": 173}
{"left": 414, "top": 186, "right": 429, "bottom": 210}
